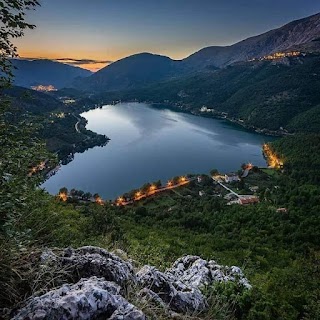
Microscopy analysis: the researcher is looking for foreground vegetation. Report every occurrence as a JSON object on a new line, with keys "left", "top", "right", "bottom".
{"left": 1, "top": 105, "right": 319, "bottom": 319}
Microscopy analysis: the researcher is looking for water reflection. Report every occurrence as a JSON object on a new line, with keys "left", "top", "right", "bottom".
{"left": 42, "top": 103, "right": 275, "bottom": 199}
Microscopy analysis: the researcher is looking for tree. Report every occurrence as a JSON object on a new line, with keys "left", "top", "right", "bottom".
{"left": 210, "top": 169, "right": 219, "bottom": 176}
{"left": 59, "top": 187, "right": 68, "bottom": 195}
{"left": 83, "top": 192, "right": 92, "bottom": 200}
{"left": 0, "top": 0, "right": 40, "bottom": 87}
{"left": 154, "top": 180, "right": 162, "bottom": 188}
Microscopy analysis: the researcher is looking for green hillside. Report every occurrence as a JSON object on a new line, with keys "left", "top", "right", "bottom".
{"left": 104, "top": 55, "right": 320, "bottom": 132}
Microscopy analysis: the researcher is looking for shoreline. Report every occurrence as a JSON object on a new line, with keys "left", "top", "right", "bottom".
{"left": 41, "top": 102, "right": 274, "bottom": 199}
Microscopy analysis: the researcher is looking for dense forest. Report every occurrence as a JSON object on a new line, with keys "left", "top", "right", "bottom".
{"left": 1, "top": 87, "right": 109, "bottom": 160}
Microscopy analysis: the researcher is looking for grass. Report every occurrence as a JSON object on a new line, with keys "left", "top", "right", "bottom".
{"left": 260, "top": 168, "right": 279, "bottom": 177}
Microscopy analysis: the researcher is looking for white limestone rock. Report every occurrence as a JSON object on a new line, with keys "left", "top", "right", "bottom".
{"left": 168, "top": 255, "right": 252, "bottom": 289}
{"left": 137, "top": 265, "right": 207, "bottom": 313}
{"left": 16, "top": 247, "right": 251, "bottom": 318}
{"left": 136, "top": 255, "right": 251, "bottom": 313}
{"left": 12, "top": 277, "right": 145, "bottom": 320}
{"left": 61, "top": 246, "right": 136, "bottom": 286}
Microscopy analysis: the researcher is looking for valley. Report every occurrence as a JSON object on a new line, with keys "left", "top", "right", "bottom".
{"left": 1, "top": 6, "right": 320, "bottom": 320}
{"left": 41, "top": 103, "right": 274, "bottom": 199}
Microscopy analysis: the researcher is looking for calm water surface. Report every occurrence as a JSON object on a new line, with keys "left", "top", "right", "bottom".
{"left": 42, "top": 103, "right": 274, "bottom": 199}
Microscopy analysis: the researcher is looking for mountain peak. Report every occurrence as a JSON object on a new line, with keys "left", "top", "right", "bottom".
{"left": 74, "top": 12, "right": 320, "bottom": 92}
{"left": 184, "top": 12, "right": 320, "bottom": 68}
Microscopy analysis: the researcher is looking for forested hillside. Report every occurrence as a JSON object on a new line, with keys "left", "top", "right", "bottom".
{"left": 1, "top": 86, "right": 109, "bottom": 160}
{"left": 103, "top": 54, "right": 320, "bottom": 132}
{"left": 1, "top": 110, "right": 319, "bottom": 318}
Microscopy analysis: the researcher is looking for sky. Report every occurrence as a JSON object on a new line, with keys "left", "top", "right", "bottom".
{"left": 15, "top": 0, "right": 320, "bottom": 71}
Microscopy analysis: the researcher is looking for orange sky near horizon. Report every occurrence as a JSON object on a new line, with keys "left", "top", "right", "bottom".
{"left": 13, "top": 1, "right": 320, "bottom": 72}
{"left": 16, "top": 45, "right": 198, "bottom": 72}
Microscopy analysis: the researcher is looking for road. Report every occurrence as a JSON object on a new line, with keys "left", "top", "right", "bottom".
{"left": 72, "top": 114, "right": 81, "bottom": 133}
{"left": 212, "top": 176, "right": 259, "bottom": 201}
{"left": 212, "top": 177, "right": 240, "bottom": 197}
{"left": 118, "top": 179, "right": 194, "bottom": 206}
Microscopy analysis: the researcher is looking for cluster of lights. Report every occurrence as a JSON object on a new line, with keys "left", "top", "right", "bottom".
{"left": 31, "top": 85, "right": 57, "bottom": 92}
{"left": 28, "top": 161, "right": 47, "bottom": 177}
{"left": 116, "top": 176, "right": 189, "bottom": 206}
{"left": 263, "top": 144, "right": 283, "bottom": 169}
{"left": 249, "top": 51, "right": 301, "bottom": 62}
{"left": 59, "top": 192, "right": 68, "bottom": 202}
{"left": 95, "top": 197, "right": 104, "bottom": 205}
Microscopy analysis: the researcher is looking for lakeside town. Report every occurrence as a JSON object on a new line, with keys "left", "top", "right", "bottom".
{"left": 51, "top": 143, "right": 285, "bottom": 212}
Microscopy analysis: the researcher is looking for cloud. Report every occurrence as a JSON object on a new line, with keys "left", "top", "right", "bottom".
{"left": 55, "top": 58, "right": 113, "bottom": 65}
{"left": 18, "top": 56, "right": 113, "bottom": 71}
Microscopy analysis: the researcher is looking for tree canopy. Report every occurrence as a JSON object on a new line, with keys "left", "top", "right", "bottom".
{"left": 0, "top": 0, "right": 40, "bottom": 87}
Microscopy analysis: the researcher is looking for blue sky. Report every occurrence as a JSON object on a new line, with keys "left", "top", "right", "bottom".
{"left": 16, "top": 0, "right": 320, "bottom": 70}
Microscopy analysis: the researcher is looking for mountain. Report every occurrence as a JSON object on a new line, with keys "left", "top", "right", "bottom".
{"left": 11, "top": 59, "right": 93, "bottom": 89}
{"left": 74, "top": 52, "right": 183, "bottom": 92}
{"left": 74, "top": 12, "right": 320, "bottom": 92}
{"left": 102, "top": 54, "right": 320, "bottom": 133}
{"left": 184, "top": 12, "right": 320, "bottom": 69}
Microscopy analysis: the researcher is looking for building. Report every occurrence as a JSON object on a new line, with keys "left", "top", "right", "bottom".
{"left": 224, "top": 173, "right": 240, "bottom": 183}
{"left": 228, "top": 196, "right": 259, "bottom": 205}
{"left": 238, "top": 196, "right": 259, "bottom": 205}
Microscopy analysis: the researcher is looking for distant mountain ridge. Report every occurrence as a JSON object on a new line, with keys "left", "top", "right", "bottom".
{"left": 184, "top": 12, "right": 320, "bottom": 69}
{"left": 75, "top": 12, "right": 320, "bottom": 92}
{"left": 11, "top": 59, "right": 92, "bottom": 89}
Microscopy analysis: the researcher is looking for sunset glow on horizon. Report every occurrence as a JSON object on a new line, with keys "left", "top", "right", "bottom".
{"left": 14, "top": 0, "right": 320, "bottom": 72}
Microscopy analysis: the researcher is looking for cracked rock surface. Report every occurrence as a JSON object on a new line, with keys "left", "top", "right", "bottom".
{"left": 137, "top": 255, "right": 251, "bottom": 313}
{"left": 12, "top": 277, "right": 145, "bottom": 320}
{"left": 12, "top": 247, "right": 251, "bottom": 319}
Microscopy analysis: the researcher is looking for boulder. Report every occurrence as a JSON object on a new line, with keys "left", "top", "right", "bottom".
{"left": 13, "top": 248, "right": 251, "bottom": 319}
{"left": 42, "top": 246, "right": 136, "bottom": 287}
{"left": 137, "top": 265, "right": 207, "bottom": 313}
{"left": 167, "top": 255, "right": 252, "bottom": 289}
{"left": 137, "top": 255, "right": 251, "bottom": 313}
{"left": 12, "top": 277, "right": 145, "bottom": 320}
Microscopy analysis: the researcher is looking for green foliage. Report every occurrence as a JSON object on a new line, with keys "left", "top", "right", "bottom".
{"left": 113, "top": 134, "right": 320, "bottom": 319}
{"left": 204, "top": 282, "right": 252, "bottom": 320}
{"left": 0, "top": 0, "right": 40, "bottom": 87}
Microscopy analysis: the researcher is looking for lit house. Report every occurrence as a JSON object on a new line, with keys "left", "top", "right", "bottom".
{"left": 224, "top": 173, "right": 240, "bottom": 183}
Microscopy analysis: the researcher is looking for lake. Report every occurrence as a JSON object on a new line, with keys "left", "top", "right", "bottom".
{"left": 42, "top": 103, "right": 274, "bottom": 199}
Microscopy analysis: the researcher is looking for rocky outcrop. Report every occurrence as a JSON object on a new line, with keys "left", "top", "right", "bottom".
{"left": 168, "top": 255, "right": 251, "bottom": 289}
{"left": 12, "top": 277, "right": 145, "bottom": 320}
{"left": 41, "top": 246, "right": 136, "bottom": 287}
{"left": 137, "top": 255, "right": 251, "bottom": 314}
{"left": 13, "top": 247, "right": 251, "bottom": 319}
{"left": 137, "top": 265, "right": 206, "bottom": 313}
